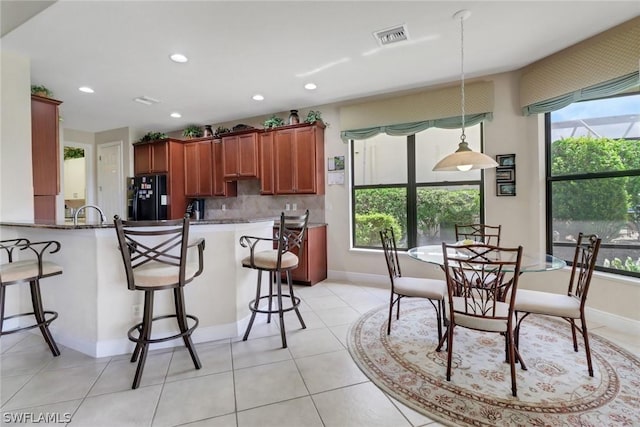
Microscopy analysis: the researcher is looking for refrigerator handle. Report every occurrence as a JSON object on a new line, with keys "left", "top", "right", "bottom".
{"left": 133, "top": 186, "right": 139, "bottom": 221}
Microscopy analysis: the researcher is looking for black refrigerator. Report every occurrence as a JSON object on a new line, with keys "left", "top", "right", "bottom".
{"left": 128, "top": 175, "right": 168, "bottom": 221}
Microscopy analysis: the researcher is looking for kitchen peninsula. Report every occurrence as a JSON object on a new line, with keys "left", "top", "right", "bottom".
{"left": 0, "top": 218, "right": 274, "bottom": 357}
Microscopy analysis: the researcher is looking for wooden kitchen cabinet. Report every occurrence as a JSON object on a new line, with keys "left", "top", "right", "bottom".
{"left": 133, "top": 138, "right": 186, "bottom": 219}
{"left": 259, "top": 131, "right": 275, "bottom": 195}
{"left": 222, "top": 130, "right": 259, "bottom": 180}
{"left": 184, "top": 138, "right": 213, "bottom": 197}
{"left": 32, "top": 94, "right": 62, "bottom": 221}
{"left": 133, "top": 140, "right": 168, "bottom": 175}
{"left": 268, "top": 122, "right": 325, "bottom": 195}
{"left": 212, "top": 138, "right": 237, "bottom": 197}
{"left": 276, "top": 223, "right": 327, "bottom": 285}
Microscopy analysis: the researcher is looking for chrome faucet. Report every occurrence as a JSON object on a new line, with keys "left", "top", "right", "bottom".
{"left": 73, "top": 204, "right": 107, "bottom": 225}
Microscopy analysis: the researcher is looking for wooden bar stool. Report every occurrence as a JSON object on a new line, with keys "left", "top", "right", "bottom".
{"left": 0, "top": 238, "right": 62, "bottom": 356}
{"left": 114, "top": 216, "right": 205, "bottom": 389}
{"left": 239, "top": 210, "right": 309, "bottom": 348}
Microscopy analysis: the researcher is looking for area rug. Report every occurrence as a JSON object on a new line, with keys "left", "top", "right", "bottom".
{"left": 347, "top": 300, "right": 640, "bottom": 426}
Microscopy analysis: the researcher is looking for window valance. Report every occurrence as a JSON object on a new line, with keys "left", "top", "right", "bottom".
{"left": 520, "top": 16, "right": 639, "bottom": 115}
{"left": 340, "top": 80, "right": 493, "bottom": 142}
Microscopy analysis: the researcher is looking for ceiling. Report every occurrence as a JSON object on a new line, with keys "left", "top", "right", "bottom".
{"left": 2, "top": 1, "right": 638, "bottom": 135}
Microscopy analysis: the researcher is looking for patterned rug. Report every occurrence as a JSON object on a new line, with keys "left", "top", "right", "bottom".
{"left": 347, "top": 300, "right": 640, "bottom": 426}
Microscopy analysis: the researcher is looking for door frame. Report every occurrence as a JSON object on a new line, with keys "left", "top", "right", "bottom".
{"left": 97, "top": 140, "right": 124, "bottom": 220}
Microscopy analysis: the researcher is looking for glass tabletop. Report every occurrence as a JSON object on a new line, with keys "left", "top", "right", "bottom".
{"left": 407, "top": 245, "right": 567, "bottom": 273}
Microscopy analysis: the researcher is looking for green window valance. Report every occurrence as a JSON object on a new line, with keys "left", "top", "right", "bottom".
{"left": 340, "top": 113, "right": 492, "bottom": 143}
{"left": 522, "top": 71, "right": 639, "bottom": 116}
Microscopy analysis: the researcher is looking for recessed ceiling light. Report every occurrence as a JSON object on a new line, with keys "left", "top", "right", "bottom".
{"left": 304, "top": 83, "right": 317, "bottom": 90}
{"left": 170, "top": 112, "right": 182, "bottom": 118}
{"left": 170, "top": 53, "right": 188, "bottom": 63}
{"left": 78, "top": 86, "right": 94, "bottom": 93}
{"left": 252, "top": 94, "right": 264, "bottom": 101}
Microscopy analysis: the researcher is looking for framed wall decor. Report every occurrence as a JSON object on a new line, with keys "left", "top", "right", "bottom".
{"left": 495, "top": 154, "right": 516, "bottom": 196}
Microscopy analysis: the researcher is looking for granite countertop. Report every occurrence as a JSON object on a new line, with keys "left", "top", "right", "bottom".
{"left": 0, "top": 217, "right": 279, "bottom": 230}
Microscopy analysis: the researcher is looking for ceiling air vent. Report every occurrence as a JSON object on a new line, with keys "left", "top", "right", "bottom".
{"left": 373, "top": 24, "right": 409, "bottom": 46}
{"left": 133, "top": 96, "right": 160, "bottom": 106}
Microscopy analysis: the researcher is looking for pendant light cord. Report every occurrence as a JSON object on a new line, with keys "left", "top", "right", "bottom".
{"left": 459, "top": 13, "right": 466, "bottom": 144}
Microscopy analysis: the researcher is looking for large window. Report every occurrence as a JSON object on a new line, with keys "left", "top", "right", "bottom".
{"left": 546, "top": 91, "right": 640, "bottom": 277}
{"left": 352, "top": 125, "right": 484, "bottom": 249}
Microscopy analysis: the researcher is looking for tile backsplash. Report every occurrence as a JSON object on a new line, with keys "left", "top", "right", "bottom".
{"left": 202, "top": 180, "right": 325, "bottom": 223}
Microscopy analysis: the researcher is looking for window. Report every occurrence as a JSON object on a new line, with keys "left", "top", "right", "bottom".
{"left": 352, "top": 125, "right": 484, "bottom": 249}
{"left": 546, "top": 91, "right": 640, "bottom": 277}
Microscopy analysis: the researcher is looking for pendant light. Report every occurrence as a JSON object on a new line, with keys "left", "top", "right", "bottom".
{"left": 433, "top": 10, "right": 498, "bottom": 172}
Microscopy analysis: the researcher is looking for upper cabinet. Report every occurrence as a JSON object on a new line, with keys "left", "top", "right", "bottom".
{"left": 184, "top": 138, "right": 213, "bottom": 197}
{"left": 261, "top": 122, "right": 325, "bottom": 195}
{"left": 31, "top": 94, "right": 62, "bottom": 221}
{"left": 222, "top": 130, "right": 259, "bottom": 180}
{"left": 212, "top": 138, "right": 238, "bottom": 197}
{"left": 134, "top": 140, "right": 168, "bottom": 175}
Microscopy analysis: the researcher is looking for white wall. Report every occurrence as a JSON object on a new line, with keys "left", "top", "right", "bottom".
{"left": 0, "top": 50, "right": 33, "bottom": 221}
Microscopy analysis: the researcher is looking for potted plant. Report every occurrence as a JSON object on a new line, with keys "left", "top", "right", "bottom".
{"left": 263, "top": 115, "right": 285, "bottom": 129}
{"left": 183, "top": 125, "right": 204, "bottom": 138}
{"left": 214, "top": 126, "right": 231, "bottom": 138}
{"left": 31, "top": 84, "right": 53, "bottom": 98}
{"left": 138, "top": 131, "right": 167, "bottom": 143}
{"left": 304, "top": 110, "right": 326, "bottom": 125}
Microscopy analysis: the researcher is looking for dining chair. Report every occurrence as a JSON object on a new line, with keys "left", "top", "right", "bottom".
{"left": 437, "top": 242, "right": 524, "bottom": 397}
{"left": 379, "top": 228, "right": 446, "bottom": 340}
{"left": 455, "top": 223, "right": 501, "bottom": 245}
{"left": 114, "top": 215, "right": 205, "bottom": 389}
{"left": 514, "top": 233, "right": 601, "bottom": 376}
{"left": 239, "top": 210, "right": 309, "bottom": 348}
{"left": 0, "top": 238, "right": 62, "bottom": 356}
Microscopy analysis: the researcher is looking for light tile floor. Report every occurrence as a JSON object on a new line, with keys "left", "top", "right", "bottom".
{"left": 1, "top": 280, "right": 638, "bottom": 427}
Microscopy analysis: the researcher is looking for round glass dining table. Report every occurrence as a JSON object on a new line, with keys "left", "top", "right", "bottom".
{"left": 407, "top": 245, "right": 567, "bottom": 272}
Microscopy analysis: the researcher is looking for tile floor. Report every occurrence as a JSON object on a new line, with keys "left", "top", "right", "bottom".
{"left": 1, "top": 280, "right": 638, "bottom": 427}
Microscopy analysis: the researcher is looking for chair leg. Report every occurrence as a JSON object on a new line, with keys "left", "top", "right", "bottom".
{"left": 569, "top": 318, "right": 579, "bottom": 352}
{"left": 434, "top": 299, "right": 443, "bottom": 342}
{"left": 287, "top": 271, "right": 306, "bottom": 329}
{"left": 445, "top": 323, "right": 454, "bottom": 381}
{"left": 29, "top": 280, "right": 60, "bottom": 357}
{"left": 267, "top": 271, "right": 274, "bottom": 324}
{"left": 132, "top": 290, "right": 154, "bottom": 389}
{"left": 387, "top": 292, "right": 395, "bottom": 335}
{"left": 580, "top": 315, "right": 594, "bottom": 377}
{"left": 243, "top": 270, "right": 263, "bottom": 341}
{"left": 174, "top": 288, "right": 201, "bottom": 370}
{"left": 507, "top": 329, "right": 518, "bottom": 397}
{"left": 0, "top": 284, "right": 5, "bottom": 336}
{"left": 275, "top": 271, "right": 287, "bottom": 348}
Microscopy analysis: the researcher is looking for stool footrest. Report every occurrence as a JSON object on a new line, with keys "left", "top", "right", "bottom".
{"left": 248, "top": 294, "right": 301, "bottom": 314}
{"left": 1, "top": 310, "right": 58, "bottom": 335}
{"left": 127, "top": 314, "right": 199, "bottom": 345}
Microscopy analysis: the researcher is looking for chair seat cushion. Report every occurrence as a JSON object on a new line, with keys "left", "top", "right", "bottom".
{"left": 515, "top": 289, "right": 581, "bottom": 319}
{"left": 0, "top": 260, "right": 63, "bottom": 284}
{"left": 449, "top": 296, "right": 511, "bottom": 332}
{"left": 394, "top": 276, "right": 446, "bottom": 300}
{"left": 133, "top": 261, "right": 200, "bottom": 288}
{"left": 242, "top": 250, "right": 299, "bottom": 270}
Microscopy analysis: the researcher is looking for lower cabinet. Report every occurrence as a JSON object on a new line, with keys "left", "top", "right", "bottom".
{"left": 34, "top": 195, "right": 56, "bottom": 222}
{"left": 277, "top": 224, "right": 327, "bottom": 286}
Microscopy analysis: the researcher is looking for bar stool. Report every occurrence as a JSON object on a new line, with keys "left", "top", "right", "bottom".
{"left": 113, "top": 216, "right": 205, "bottom": 389}
{"left": 240, "top": 210, "right": 309, "bottom": 348}
{"left": 0, "top": 238, "right": 62, "bottom": 356}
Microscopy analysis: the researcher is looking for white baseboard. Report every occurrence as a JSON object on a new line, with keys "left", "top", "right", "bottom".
{"left": 328, "top": 270, "right": 639, "bottom": 337}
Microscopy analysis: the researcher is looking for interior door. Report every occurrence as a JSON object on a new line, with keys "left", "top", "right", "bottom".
{"left": 97, "top": 141, "right": 124, "bottom": 222}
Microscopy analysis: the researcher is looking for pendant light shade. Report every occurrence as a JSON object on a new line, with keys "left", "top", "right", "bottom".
{"left": 433, "top": 10, "right": 498, "bottom": 172}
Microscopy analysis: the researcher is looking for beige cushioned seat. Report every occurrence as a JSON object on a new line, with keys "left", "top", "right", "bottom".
{"left": 242, "top": 250, "right": 299, "bottom": 270}
{"left": 515, "top": 289, "right": 581, "bottom": 319}
{"left": 0, "top": 260, "right": 63, "bottom": 284}
{"left": 132, "top": 261, "right": 201, "bottom": 288}
{"left": 393, "top": 276, "right": 446, "bottom": 300}
{"left": 448, "top": 297, "right": 511, "bottom": 332}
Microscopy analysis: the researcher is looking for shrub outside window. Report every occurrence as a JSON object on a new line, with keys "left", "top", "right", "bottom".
{"left": 352, "top": 125, "right": 484, "bottom": 249}
{"left": 547, "top": 92, "right": 640, "bottom": 277}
